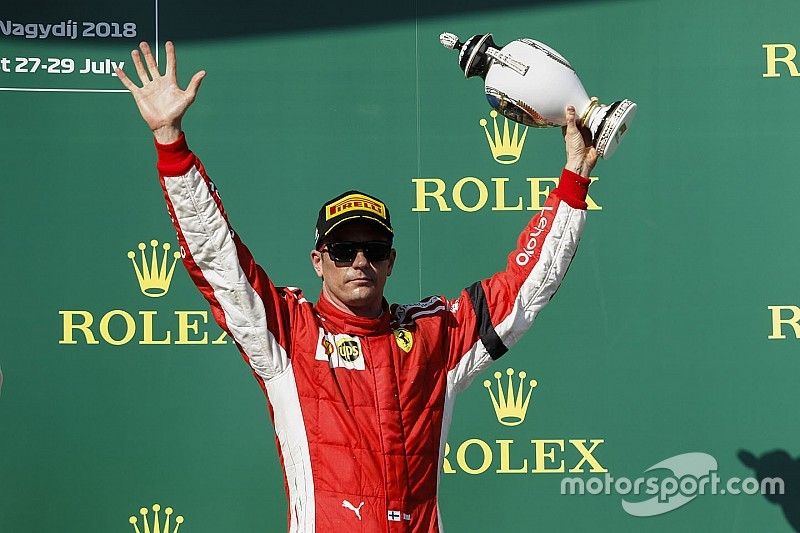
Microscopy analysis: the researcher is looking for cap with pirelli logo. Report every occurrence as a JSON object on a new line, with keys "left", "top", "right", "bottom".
{"left": 314, "top": 190, "right": 393, "bottom": 248}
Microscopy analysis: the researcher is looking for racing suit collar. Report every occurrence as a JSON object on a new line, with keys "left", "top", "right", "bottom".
{"left": 315, "top": 292, "right": 392, "bottom": 336}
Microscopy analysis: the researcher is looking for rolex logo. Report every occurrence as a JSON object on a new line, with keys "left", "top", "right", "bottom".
{"left": 127, "top": 240, "right": 182, "bottom": 298}
{"left": 129, "top": 503, "right": 184, "bottom": 533}
{"left": 479, "top": 110, "right": 528, "bottom": 165}
{"left": 483, "top": 368, "right": 538, "bottom": 426}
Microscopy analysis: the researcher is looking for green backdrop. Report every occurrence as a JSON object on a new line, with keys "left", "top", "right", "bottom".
{"left": 2, "top": 0, "right": 800, "bottom": 531}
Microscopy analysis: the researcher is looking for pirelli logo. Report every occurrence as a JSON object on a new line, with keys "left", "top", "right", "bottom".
{"left": 326, "top": 194, "right": 387, "bottom": 221}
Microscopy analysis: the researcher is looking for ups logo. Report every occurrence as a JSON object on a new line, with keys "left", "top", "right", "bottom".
{"left": 336, "top": 337, "right": 362, "bottom": 362}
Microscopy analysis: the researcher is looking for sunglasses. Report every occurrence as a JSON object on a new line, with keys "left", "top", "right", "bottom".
{"left": 322, "top": 241, "right": 392, "bottom": 263}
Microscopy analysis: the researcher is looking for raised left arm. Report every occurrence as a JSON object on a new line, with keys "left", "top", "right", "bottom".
{"left": 444, "top": 106, "right": 595, "bottom": 391}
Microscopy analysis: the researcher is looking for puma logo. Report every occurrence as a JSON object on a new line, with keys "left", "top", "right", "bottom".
{"left": 341, "top": 499, "right": 365, "bottom": 520}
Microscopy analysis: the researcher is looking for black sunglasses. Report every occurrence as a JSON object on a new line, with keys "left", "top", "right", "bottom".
{"left": 322, "top": 241, "right": 392, "bottom": 263}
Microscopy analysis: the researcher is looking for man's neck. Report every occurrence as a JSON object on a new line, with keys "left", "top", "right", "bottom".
{"left": 320, "top": 286, "right": 383, "bottom": 318}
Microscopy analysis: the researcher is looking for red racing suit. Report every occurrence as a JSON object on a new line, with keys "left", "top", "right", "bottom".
{"left": 155, "top": 134, "right": 591, "bottom": 532}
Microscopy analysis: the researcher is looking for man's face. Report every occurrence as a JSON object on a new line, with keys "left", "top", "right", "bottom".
{"left": 310, "top": 221, "right": 396, "bottom": 316}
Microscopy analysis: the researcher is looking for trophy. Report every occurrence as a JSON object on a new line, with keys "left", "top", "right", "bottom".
{"left": 439, "top": 32, "right": 637, "bottom": 159}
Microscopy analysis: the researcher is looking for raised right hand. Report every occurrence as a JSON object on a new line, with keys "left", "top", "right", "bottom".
{"left": 562, "top": 105, "right": 598, "bottom": 177}
{"left": 115, "top": 41, "right": 206, "bottom": 144}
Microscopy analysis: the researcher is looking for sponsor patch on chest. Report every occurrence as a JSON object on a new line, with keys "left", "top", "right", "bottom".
{"left": 315, "top": 328, "right": 366, "bottom": 370}
{"left": 393, "top": 328, "right": 413, "bottom": 353}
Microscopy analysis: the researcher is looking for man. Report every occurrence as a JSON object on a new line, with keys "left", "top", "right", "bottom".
{"left": 117, "top": 41, "right": 597, "bottom": 532}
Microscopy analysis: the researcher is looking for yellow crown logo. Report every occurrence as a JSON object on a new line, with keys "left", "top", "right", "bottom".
{"left": 479, "top": 110, "right": 528, "bottom": 165}
{"left": 483, "top": 368, "right": 538, "bottom": 426}
{"left": 127, "top": 240, "right": 181, "bottom": 298}
{"left": 129, "top": 503, "right": 184, "bottom": 533}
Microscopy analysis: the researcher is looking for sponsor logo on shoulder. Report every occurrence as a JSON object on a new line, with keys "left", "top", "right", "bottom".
{"left": 449, "top": 299, "right": 460, "bottom": 314}
{"left": 392, "top": 296, "right": 445, "bottom": 326}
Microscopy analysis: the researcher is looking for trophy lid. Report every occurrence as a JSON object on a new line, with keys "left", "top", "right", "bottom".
{"left": 439, "top": 32, "right": 500, "bottom": 79}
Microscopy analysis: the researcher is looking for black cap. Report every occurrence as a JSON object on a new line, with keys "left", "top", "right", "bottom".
{"left": 314, "top": 190, "right": 393, "bottom": 248}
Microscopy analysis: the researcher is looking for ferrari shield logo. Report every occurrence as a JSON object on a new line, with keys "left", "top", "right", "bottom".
{"left": 393, "top": 328, "right": 413, "bottom": 353}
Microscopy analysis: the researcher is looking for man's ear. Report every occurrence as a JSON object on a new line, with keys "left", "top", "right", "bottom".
{"left": 310, "top": 250, "right": 324, "bottom": 279}
{"left": 386, "top": 249, "right": 397, "bottom": 277}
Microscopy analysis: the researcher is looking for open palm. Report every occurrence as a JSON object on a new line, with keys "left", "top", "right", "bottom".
{"left": 116, "top": 41, "right": 205, "bottom": 142}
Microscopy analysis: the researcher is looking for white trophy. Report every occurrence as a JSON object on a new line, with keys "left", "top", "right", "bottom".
{"left": 439, "top": 32, "right": 637, "bottom": 159}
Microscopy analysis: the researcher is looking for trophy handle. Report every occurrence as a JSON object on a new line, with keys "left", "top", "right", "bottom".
{"left": 485, "top": 48, "right": 529, "bottom": 76}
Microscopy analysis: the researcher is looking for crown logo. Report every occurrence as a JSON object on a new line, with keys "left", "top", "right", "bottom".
{"left": 483, "top": 368, "right": 537, "bottom": 426}
{"left": 127, "top": 240, "right": 181, "bottom": 298}
{"left": 129, "top": 503, "right": 184, "bottom": 533}
{"left": 479, "top": 110, "right": 528, "bottom": 165}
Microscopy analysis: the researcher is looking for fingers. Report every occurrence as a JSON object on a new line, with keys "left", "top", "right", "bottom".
{"left": 186, "top": 70, "right": 206, "bottom": 99}
{"left": 580, "top": 125, "right": 593, "bottom": 147}
{"left": 581, "top": 147, "right": 598, "bottom": 177}
{"left": 564, "top": 104, "right": 598, "bottom": 173}
{"left": 565, "top": 104, "right": 593, "bottom": 147}
{"left": 186, "top": 70, "right": 206, "bottom": 100}
{"left": 115, "top": 67, "right": 137, "bottom": 91}
{"left": 565, "top": 105, "right": 577, "bottom": 130}
{"left": 586, "top": 146, "right": 597, "bottom": 176}
{"left": 165, "top": 41, "right": 177, "bottom": 78}
{"left": 139, "top": 41, "right": 160, "bottom": 77}
{"left": 586, "top": 147, "right": 598, "bottom": 165}
{"left": 131, "top": 48, "right": 150, "bottom": 84}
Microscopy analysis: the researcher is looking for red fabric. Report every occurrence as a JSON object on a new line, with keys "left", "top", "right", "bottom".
{"left": 154, "top": 133, "right": 194, "bottom": 175}
{"left": 554, "top": 168, "right": 591, "bottom": 210}
{"left": 154, "top": 135, "right": 589, "bottom": 532}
